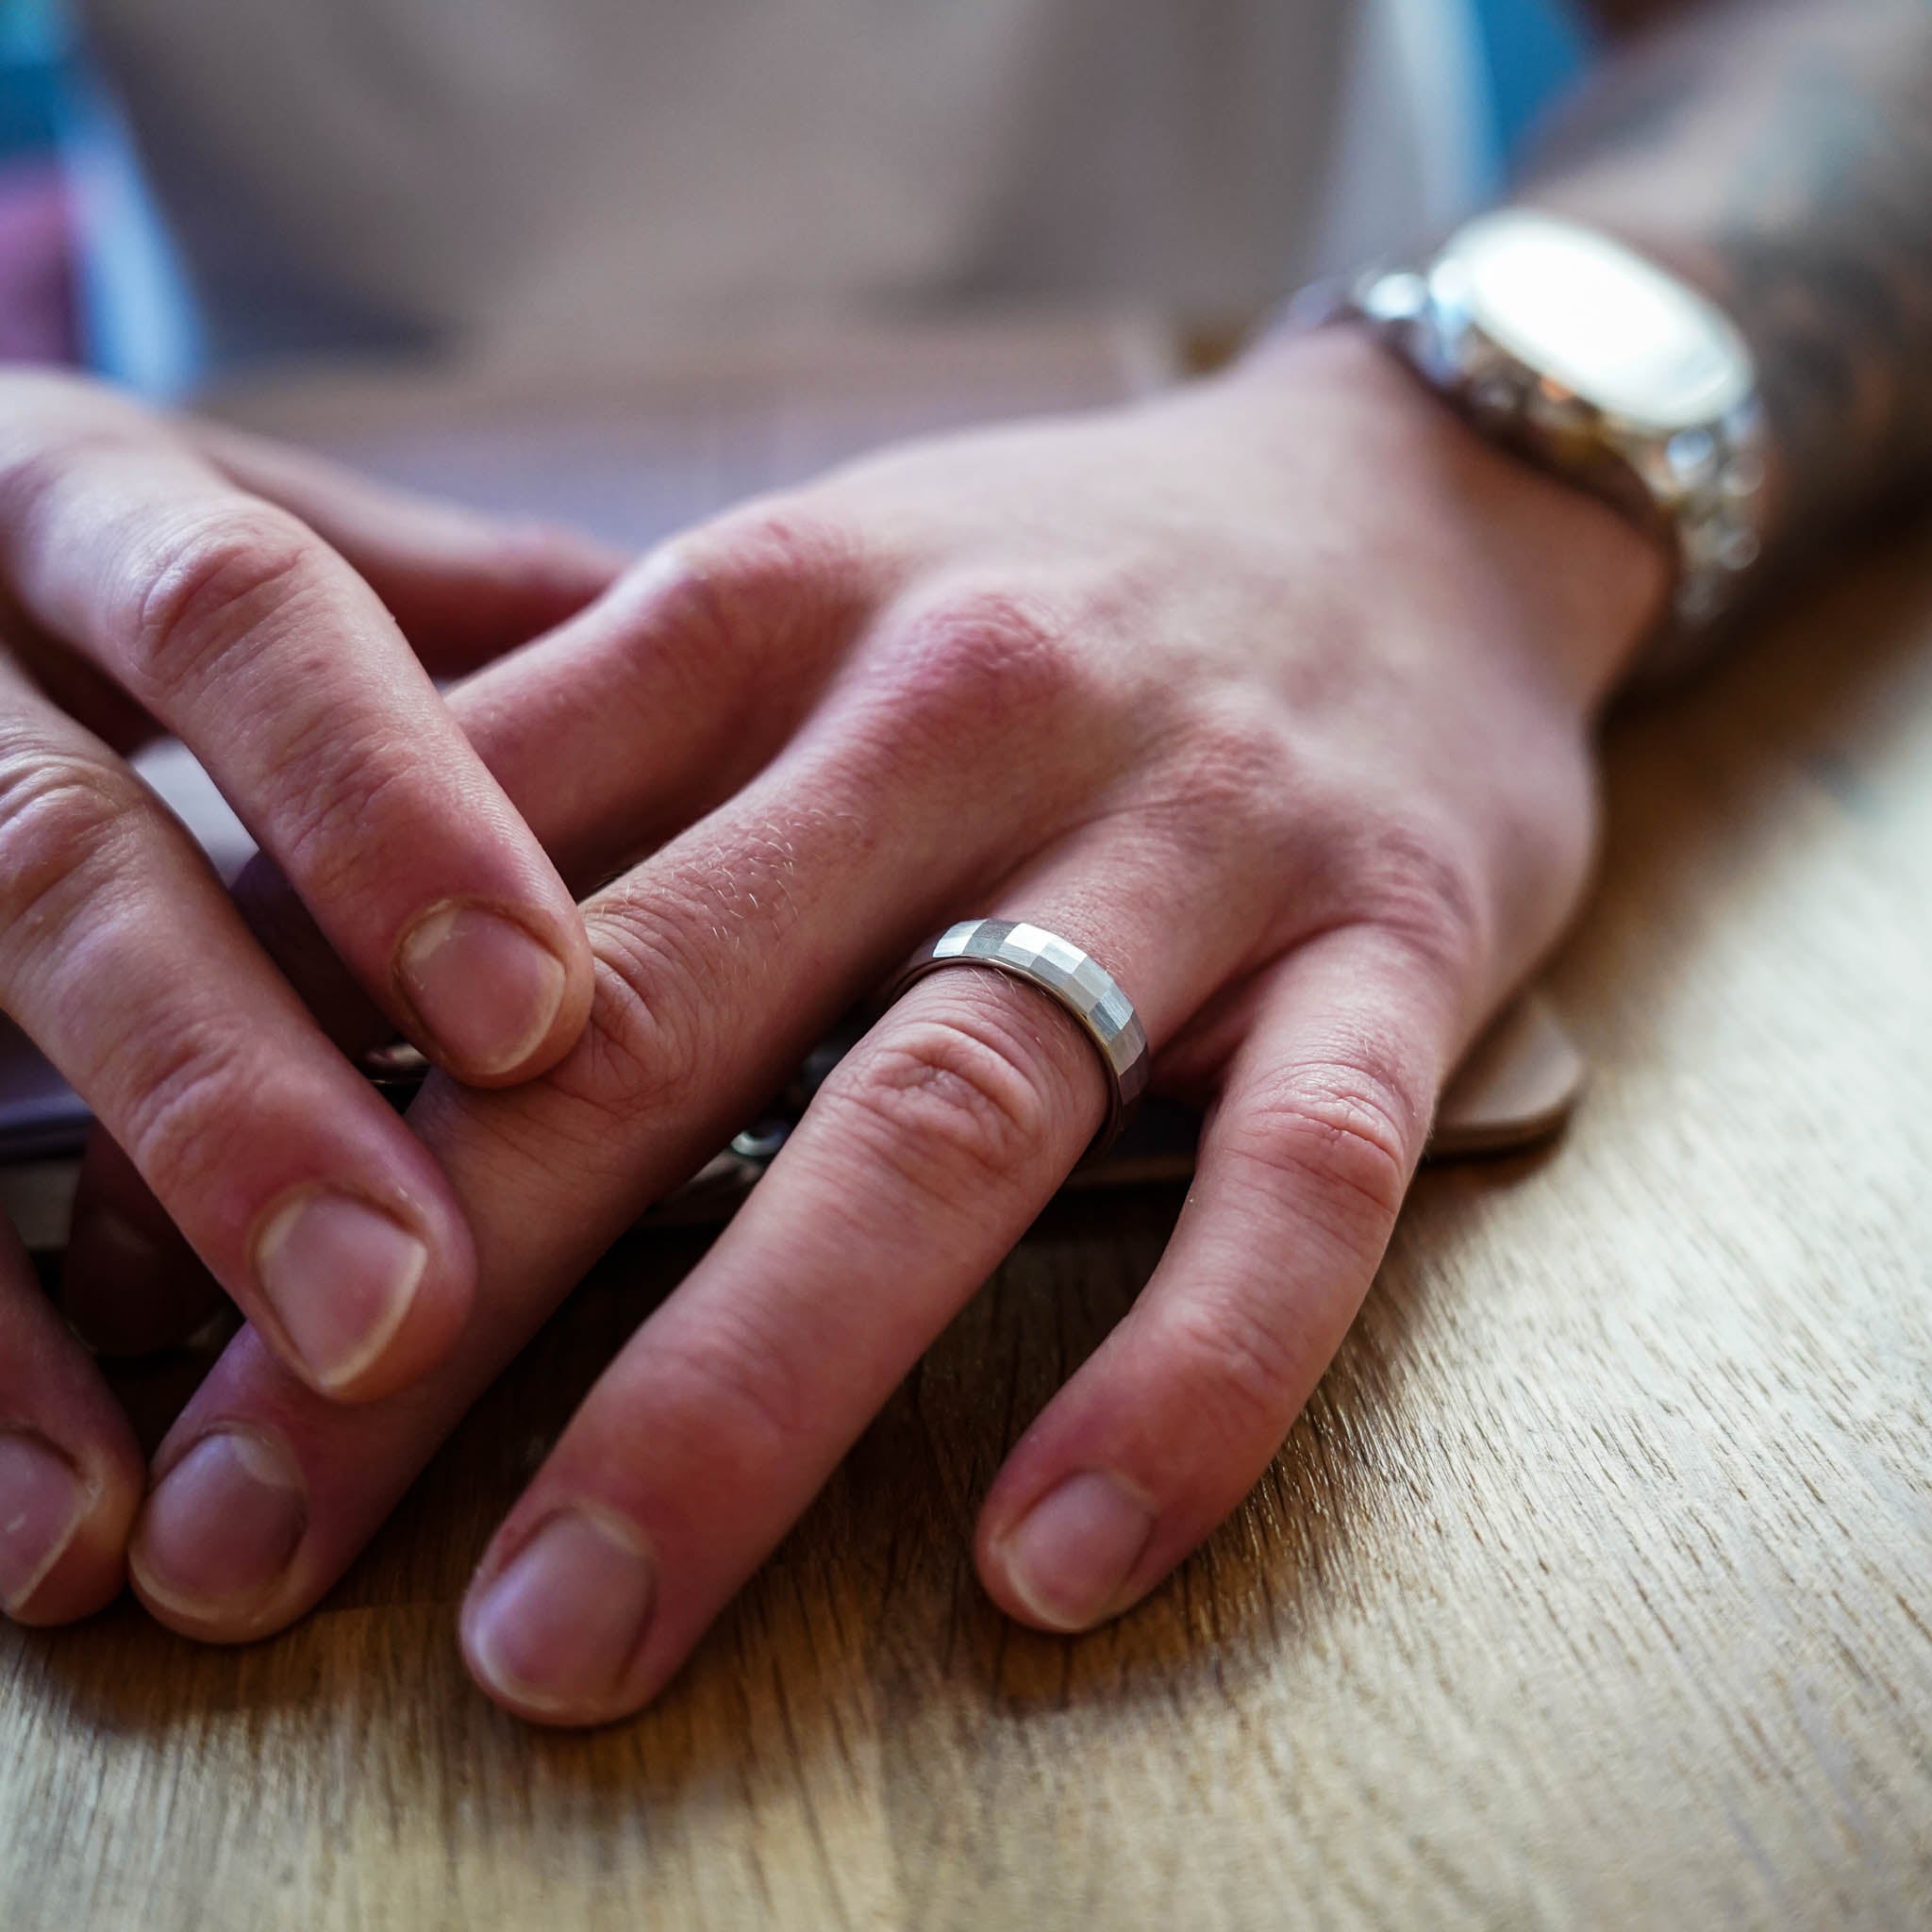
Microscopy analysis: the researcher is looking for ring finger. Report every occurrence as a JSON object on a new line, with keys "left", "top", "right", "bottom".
{"left": 455, "top": 836, "right": 1270, "bottom": 1723}
{"left": 121, "top": 656, "right": 1092, "bottom": 1635}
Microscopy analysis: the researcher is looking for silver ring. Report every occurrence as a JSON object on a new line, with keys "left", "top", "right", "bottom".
{"left": 886, "top": 919, "right": 1150, "bottom": 1157}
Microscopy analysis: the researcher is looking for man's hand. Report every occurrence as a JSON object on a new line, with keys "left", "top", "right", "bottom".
{"left": 0, "top": 371, "right": 613, "bottom": 1624}
{"left": 114, "top": 329, "right": 1665, "bottom": 1717}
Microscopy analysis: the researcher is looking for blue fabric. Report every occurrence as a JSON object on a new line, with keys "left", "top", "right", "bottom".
{"left": 1469, "top": 0, "right": 1596, "bottom": 165}
{"left": 62, "top": 71, "right": 207, "bottom": 394}
{"left": 0, "top": 0, "right": 69, "bottom": 161}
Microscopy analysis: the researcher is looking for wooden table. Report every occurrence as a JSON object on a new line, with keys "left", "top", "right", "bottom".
{"left": 3, "top": 328, "right": 1930, "bottom": 1930}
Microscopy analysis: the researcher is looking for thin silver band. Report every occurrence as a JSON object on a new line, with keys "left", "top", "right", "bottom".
{"left": 886, "top": 919, "right": 1150, "bottom": 1158}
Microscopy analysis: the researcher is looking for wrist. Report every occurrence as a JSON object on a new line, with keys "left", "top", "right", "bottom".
{"left": 1230, "top": 323, "right": 1673, "bottom": 711}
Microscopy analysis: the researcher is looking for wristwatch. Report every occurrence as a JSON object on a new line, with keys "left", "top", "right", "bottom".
{"left": 1306, "top": 208, "right": 1770, "bottom": 676}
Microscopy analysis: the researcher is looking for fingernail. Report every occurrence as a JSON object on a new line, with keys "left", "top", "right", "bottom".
{"left": 396, "top": 903, "right": 567, "bottom": 1078}
{"left": 0, "top": 1433, "right": 87, "bottom": 1613}
{"left": 255, "top": 1190, "right": 427, "bottom": 1393}
{"left": 131, "top": 1428, "right": 305, "bottom": 1616}
{"left": 999, "top": 1472, "right": 1155, "bottom": 1632}
{"left": 465, "top": 1508, "right": 657, "bottom": 1716}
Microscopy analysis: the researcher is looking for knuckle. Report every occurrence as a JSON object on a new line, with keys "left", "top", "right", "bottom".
{"left": 0, "top": 436, "right": 86, "bottom": 537}
{"left": 1141, "top": 703, "right": 1301, "bottom": 861}
{"left": 543, "top": 815, "right": 839, "bottom": 1135}
{"left": 1160, "top": 1292, "right": 1308, "bottom": 1444}
{"left": 653, "top": 501, "right": 863, "bottom": 662}
{"left": 1350, "top": 818, "right": 1491, "bottom": 985}
{"left": 1179, "top": 708, "right": 1297, "bottom": 806}
{"left": 592, "top": 501, "right": 869, "bottom": 750}
{"left": 114, "top": 1019, "right": 256, "bottom": 1200}
{"left": 1224, "top": 1054, "right": 1423, "bottom": 1238}
{"left": 121, "top": 503, "right": 319, "bottom": 693}
{"left": 542, "top": 919, "right": 713, "bottom": 1129}
{"left": 823, "top": 987, "right": 1075, "bottom": 1202}
{"left": 0, "top": 391, "right": 146, "bottom": 523}
{"left": 0, "top": 738, "right": 148, "bottom": 941}
{"left": 646, "top": 1308, "right": 816, "bottom": 1469}
{"left": 869, "top": 583, "right": 1088, "bottom": 760}
{"left": 683, "top": 497, "right": 863, "bottom": 603}
{"left": 258, "top": 729, "right": 419, "bottom": 903}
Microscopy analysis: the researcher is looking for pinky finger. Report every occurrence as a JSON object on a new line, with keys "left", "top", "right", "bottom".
{"left": 974, "top": 924, "right": 1463, "bottom": 1633}
{"left": 0, "top": 1217, "right": 143, "bottom": 1624}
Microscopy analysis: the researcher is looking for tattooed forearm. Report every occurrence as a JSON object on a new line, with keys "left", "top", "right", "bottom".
{"left": 1524, "top": 0, "right": 1932, "bottom": 554}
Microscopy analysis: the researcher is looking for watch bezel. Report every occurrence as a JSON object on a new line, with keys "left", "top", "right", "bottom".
{"left": 1433, "top": 210, "right": 1757, "bottom": 435}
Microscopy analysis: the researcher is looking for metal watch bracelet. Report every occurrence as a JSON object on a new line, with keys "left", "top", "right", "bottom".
{"left": 1290, "top": 250, "right": 1773, "bottom": 681}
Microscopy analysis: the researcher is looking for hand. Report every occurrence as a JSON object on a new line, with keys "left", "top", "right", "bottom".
{"left": 122, "top": 329, "right": 1666, "bottom": 1717}
{"left": 0, "top": 370, "right": 615, "bottom": 1625}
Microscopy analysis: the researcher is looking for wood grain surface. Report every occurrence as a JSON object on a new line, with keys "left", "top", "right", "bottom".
{"left": 3, "top": 359, "right": 1931, "bottom": 1930}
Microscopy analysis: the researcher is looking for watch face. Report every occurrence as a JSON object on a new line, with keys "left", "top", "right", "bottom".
{"left": 1437, "top": 209, "right": 1755, "bottom": 430}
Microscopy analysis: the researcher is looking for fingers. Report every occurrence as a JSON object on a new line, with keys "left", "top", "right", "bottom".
{"left": 189, "top": 421, "right": 625, "bottom": 675}
{"left": 215, "top": 507, "right": 874, "bottom": 1026}
{"left": 447, "top": 807, "right": 1281, "bottom": 1722}
{"left": 120, "top": 584, "right": 1195, "bottom": 1663}
{"left": 122, "top": 645, "right": 1108, "bottom": 1639}
{"left": 0, "top": 377, "right": 591, "bottom": 1084}
{"left": 0, "top": 661, "right": 477, "bottom": 1398}
{"left": 974, "top": 922, "right": 1461, "bottom": 1632}
{"left": 443, "top": 502, "right": 880, "bottom": 888}
{"left": 441, "top": 832, "right": 1274, "bottom": 1724}
{"left": 0, "top": 1215, "right": 143, "bottom": 1625}
{"left": 59, "top": 504, "right": 883, "bottom": 1353}
{"left": 432, "top": 792, "right": 1274, "bottom": 1722}
{"left": 451, "top": 964, "right": 1138, "bottom": 1721}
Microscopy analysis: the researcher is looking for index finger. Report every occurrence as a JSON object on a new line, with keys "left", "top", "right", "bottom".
{"left": 0, "top": 375, "right": 591, "bottom": 1084}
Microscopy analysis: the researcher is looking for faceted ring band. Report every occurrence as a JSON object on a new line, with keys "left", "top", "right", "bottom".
{"left": 885, "top": 919, "right": 1151, "bottom": 1158}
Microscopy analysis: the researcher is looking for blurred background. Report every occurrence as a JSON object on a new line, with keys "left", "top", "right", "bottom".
{"left": 2, "top": 0, "right": 1593, "bottom": 399}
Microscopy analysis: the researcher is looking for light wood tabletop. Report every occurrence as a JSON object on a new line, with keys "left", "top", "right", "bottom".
{"left": 3, "top": 328, "right": 1930, "bottom": 1930}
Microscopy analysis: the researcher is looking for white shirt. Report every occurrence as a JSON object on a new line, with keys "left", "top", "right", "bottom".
{"left": 75, "top": 0, "right": 1492, "bottom": 382}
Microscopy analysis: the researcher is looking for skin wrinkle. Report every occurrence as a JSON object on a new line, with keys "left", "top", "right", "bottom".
{"left": 3, "top": 784, "right": 291, "bottom": 1106}
{"left": 123, "top": 508, "right": 317, "bottom": 703}
{"left": 822, "top": 1005, "right": 1082, "bottom": 1204}
{"left": 0, "top": 409, "right": 164, "bottom": 592}
{"left": 0, "top": 750, "right": 154, "bottom": 955}
{"left": 531, "top": 791, "right": 894, "bottom": 1152}
{"left": 91, "top": 1015, "right": 259, "bottom": 1205}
